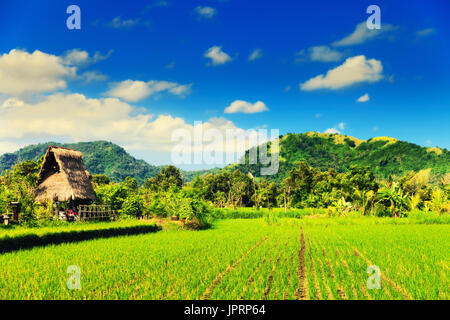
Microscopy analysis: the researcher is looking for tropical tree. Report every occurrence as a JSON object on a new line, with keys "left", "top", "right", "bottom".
{"left": 377, "top": 182, "right": 408, "bottom": 217}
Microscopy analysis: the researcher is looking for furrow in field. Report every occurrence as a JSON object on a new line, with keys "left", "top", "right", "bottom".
{"left": 316, "top": 239, "right": 347, "bottom": 300}
{"left": 352, "top": 247, "right": 406, "bottom": 299}
{"left": 310, "top": 237, "right": 334, "bottom": 300}
{"left": 262, "top": 240, "right": 286, "bottom": 299}
{"left": 293, "top": 228, "right": 308, "bottom": 300}
{"left": 239, "top": 256, "right": 267, "bottom": 300}
{"left": 307, "top": 237, "right": 322, "bottom": 300}
{"left": 283, "top": 242, "right": 297, "bottom": 300}
{"left": 201, "top": 235, "right": 269, "bottom": 300}
{"left": 338, "top": 248, "right": 369, "bottom": 300}
{"left": 335, "top": 248, "right": 357, "bottom": 299}
{"left": 336, "top": 233, "right": 413, "bottom": 300}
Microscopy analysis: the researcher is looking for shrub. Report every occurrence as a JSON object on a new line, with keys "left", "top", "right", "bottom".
{"left": 121, "top": 194, "right": 144, "bottom": 217}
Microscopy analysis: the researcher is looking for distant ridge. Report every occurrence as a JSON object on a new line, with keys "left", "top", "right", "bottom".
{"left": 231, "top": 132, "right": 449, "bottom": 182}
{"left": 0, "top": 133, "right": 448, "bottom": 183}
{"left": 0, "top": 141, "right": 161, "bottom": 183}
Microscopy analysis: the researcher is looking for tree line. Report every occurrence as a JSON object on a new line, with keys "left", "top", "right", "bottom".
{"left": 0, "top": 159, "right": 448, "bottom": 227}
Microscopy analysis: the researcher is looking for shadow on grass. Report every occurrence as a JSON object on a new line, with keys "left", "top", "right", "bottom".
{"left": 0, "top": 224, "right": 161, "bottom": 254}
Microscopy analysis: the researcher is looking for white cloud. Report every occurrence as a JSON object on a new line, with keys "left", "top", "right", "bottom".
{"left": 310, "top": 46, "right": 343, "bottom": 62}
{"left": 62, "top": 49, "right": 113, "bottom": 67}
{"left": 106, "top": 80, "right": 193, "bottom": 102}
{"left": 325, "top": 128, "right": 340, "bottom": 134}
{"left": 62, "top": 49, "right": 88, "bottom": 66}
{"left": 0, "top": 93, "right": 266, "bottom": 158}
{"left": 248, "top": 49, "right": 263, "bottom": 61}
{"left": 78, "top": 71, "right": 108, "bottom": 83}
{"left": 356, "top": 93, "right": 370, "bottom": 102}
{"left": 108, "top": 16, "right": 141, "bottom": 28}
{"left": 415, "top": 28, "right": 435, "bottom": 37}
{"left": 204, "top": 46, "right": 232, "bottom": 66}
{"left": 0, "top": 49, "right": 76, "bottom": 96}
{"left": 300, "top": 55, "right": 383, "bottom": 91}
{"left": 296, "top": 45, "right": 343, "bottom": 63}
{"left": 324, "top": 122, "right": 345, "bottom": 134}
{"left": 0, "top": 141, "right": 23, "bottom": 154}
{"left": 332, "top": 22, "right": 396, "bottom": 47}
{"left": 224, "top": 100, "right": 269, "bottom": 114}
{"left": 195, "top": 6, "right": 216, "bottom": 19}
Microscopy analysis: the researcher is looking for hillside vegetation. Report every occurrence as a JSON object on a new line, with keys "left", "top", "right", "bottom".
{"left": 0, "top": 132, "right": 448, "bottom": 184}
{"left": 0, "top": 141, "right": 161, "bottom": 184}
{"left": 234, "top": 132, "right": 449, "bottom": 183}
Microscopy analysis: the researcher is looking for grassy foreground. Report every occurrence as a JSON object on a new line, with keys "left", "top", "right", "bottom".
{"left": 0, "top": 217, "right": 448, "bottom": 300}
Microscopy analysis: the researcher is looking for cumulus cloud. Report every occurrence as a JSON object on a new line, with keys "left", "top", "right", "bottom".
{"left": 324, "top": 122, "right": 345, "bottom": 134}
{"left": 296, "top": 46, "right": 343, "bottom": 63}
{"left": 248, "top": 49, "right": 263, "bottom": 61}
{"left": 309, "top": 46, "right": 343, "bottom": 62}
{"left": 78, "top": 71, "right": 108, "bottom": 83}
{"left": 325, "top": 128, "right": 340, "bottom": 134}
{"left": 415, "top": 28, "right": 435, "bottom": 37}
{"left": 332, "top": 22, "right": 396, "bottom": 47}
{"left": 0, "top": 140, "right": 23, "bottom": 155}
{"left": 0, "top": 49, "right": 76, "bottom": 96}
{"left": 300, "top": 55, "right": 383, "bottom": 91}
{"left": 356, "top": 93, "right": 370, "bottom": 102}
{"left": 0, "top": 93, "right": 266, "bottom": 160}
{"left": 106, "top": 80, "right": 193, "bottom": 102}
{"left": 224, "top": 100, "right": 269, "bottom": 114}
{"left": 195, "top": 6, "right": 216, "bottom": 19}
{"left": 204, "top": 46, "right": 232, "bottom": 66}
{"left": 62, "top": 49, "right": 113, "bottom": 67}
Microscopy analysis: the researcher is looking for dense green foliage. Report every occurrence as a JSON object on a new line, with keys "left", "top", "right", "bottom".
{"left": 0, "top": 141, "right": 161, "bottom": 184}
{"left": 234, "top": 132, "right": 449, "bottom": 182}
{"left": 1, "top": 133, "right": 448, "bottom": 185}
{"left": 0, "top": 156, "right": 448, "bottom": 226}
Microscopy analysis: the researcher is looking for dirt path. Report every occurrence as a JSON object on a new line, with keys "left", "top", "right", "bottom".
{"left": 293, "top": 228, "right": 309, "bottom": 300}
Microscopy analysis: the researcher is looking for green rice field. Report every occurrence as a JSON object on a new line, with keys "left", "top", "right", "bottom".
{"left": 0, "top": 218, "right": 448, "bottom": 300}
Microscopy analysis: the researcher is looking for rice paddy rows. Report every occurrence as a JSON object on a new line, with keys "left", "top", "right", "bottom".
{"left": 0, "top": 219, "right": 448, "bottom": 299}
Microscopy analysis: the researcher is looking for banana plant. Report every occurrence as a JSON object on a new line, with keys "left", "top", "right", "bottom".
{"left": 377, "top": 182, "right": 408, "bottom": 217}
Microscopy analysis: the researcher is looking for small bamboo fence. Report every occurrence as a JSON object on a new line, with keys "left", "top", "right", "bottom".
{"left": 77, "top": 205, "right": 117, "bottom": 221}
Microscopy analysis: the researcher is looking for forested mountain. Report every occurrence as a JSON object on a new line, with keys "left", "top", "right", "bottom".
{"left": 0, "top": 141, "right": 162, "bottom": 184}
{"left": 232, "top": 132, "right": 449, "bottom": 182}
{"left": 0, "top": 132, "right": 448, "bottom": 184}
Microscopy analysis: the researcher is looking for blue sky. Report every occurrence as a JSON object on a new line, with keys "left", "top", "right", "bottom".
{"left": 0, "top": 0, "right": 449, "bottom": 168}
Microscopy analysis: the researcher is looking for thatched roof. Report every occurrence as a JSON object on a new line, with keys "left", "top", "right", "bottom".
{"left": 35, "top": 146, "right": 96, "bottom": 202}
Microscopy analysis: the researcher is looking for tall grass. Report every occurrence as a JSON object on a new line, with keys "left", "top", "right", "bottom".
{"left": 210, "top": 207, "right": 326, "bottom": 219}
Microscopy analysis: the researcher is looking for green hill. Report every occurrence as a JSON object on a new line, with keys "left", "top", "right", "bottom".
{"left": 0, "top": 141, "right": 162, "bottom": 184}
{"left": 231, "top": 132, "right": 449, "bottom": 182}
{"left": 1, "top": 133, "right": 448, "bottom": 184}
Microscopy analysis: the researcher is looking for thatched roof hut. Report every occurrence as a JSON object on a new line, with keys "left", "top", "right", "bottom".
{"left": 35, "top": 146, "right": 96, "bottom": 203}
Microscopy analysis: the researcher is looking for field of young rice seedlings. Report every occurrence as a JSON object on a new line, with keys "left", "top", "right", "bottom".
{"left": 0, "top": 218, "right": 448, "bottom": 300}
